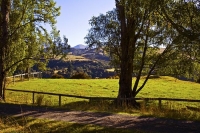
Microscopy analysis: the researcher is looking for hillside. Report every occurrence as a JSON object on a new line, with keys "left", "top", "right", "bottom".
{"left": 69, "top": 46, "right": 110, "bottom": 61}
{"left": 43, "top": 59, "right": 114, "bottom": 78}
{"left": 72, "top": 44, "right": 87, "bottom": 49}
{"left": 39, "top": 46, "right": 115, "bottom": 78}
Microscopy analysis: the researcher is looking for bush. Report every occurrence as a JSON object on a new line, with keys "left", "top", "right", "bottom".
{"left": 70, "top": 72, "right": 91, "bottom": 79}
{"left": 51, "top": 73, "right": 64, "bottom": 79}
{"left": 107, "top": 75, "right": 119, "bottom": 79}
{"left": 36, "top": 95, "right": 44, "bottom": 106}
{"left": 197, "top": 78, "right": 200, "bottom": 83}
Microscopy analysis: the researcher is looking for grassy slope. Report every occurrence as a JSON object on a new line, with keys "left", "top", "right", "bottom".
{"left": 138, "top": 76, "right": 200, "bottom": 99}
{"left": 7, "top": 76, "right": 200, "bottom": 99}
{"left": 5, "top": 76, "right": 200, "bottom": 110}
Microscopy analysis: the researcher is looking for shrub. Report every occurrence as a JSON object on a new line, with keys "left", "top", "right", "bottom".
{"left": 113, "top": 75, "right": 119, "bottom": 79}
{"left": 36, "top": 95, "right": 44, "bottom": 106}
{"left": 107, "top": 75, "right": 119, "bottom": 79}
{"left": 51, "top": 73, "right": 64, "bottom": 79}
{"left": 197, "top": 78, "right": 200, "bottom": 83}
{"left": 148, "top": 75, "right": 160, "bottom": 79}
{"left": 70, "top": 72, "right": 91, "bottom": 79}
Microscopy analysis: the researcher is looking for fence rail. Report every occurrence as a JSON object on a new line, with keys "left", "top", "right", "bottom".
{"left": 6, "top": 88, "right": 200, "bottom": 108}
{"left": 6, "top": 72, "right": 42, "bottom": 84}
{"left": 7, "top": 72, "right": 42, "bottom": 78}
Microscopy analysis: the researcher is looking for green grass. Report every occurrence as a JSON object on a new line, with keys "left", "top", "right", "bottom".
{"left": 139, "top": 76, "right": 200, "bottom": 99}
{"left": 7, "top": 79, "right": 118, "bottom": 97}
{"left": 2, "top": 77, "right": 200, "bottom": 132}
{"left": 5, "top": 76, "right": 200, "bottom": 120}
{"left": 6, "top": 76, "right": 200, "bottom": 99}
{"left": 0, "top": 115, "right": 140, "bottom": 133}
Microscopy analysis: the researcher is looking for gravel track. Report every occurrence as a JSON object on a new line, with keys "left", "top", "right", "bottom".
{"left": 0, "top": 103, "right": 200, "bottom": 133}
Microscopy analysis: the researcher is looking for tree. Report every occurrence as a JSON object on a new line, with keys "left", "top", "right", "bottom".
{"left": 47, "top": 27, "right": 70, "bottom": 59}
{"left": 157, "top": 0, "right": 200, "bottom": 81}
{"left": 0, "top": 0, "right": 10, "bottom": 100}
{"left": 85, "top": 9, "right": 121, "bottom": 69}
{"left": 115, "top": 0, "right": 177, "bottom": 104}
{"left": 159, "top": 0, "right": 200, "bottom": 62}
{"left": 85, "top": 0, "right": 177, "bottom": 106}
{"left": 0, "top": 0, "right": 61, "bottom": 100}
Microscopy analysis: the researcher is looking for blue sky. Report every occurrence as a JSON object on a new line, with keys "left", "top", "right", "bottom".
{"left": 51, "top": 0, "right": 116, "bottom": 47}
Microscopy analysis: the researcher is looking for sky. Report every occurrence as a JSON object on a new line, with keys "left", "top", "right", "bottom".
{"left": 49, "top": 0, "right": 116, "bottom": 47}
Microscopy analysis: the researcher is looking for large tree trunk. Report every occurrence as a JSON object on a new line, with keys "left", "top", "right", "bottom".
{"left": 116, "top": 0, "right": 137, "bottom": 106}
{"left": 0, "top": 0, "right": 10, "bottom": 100}
{"left": 118, "top": 50, "right": 133, "bottom": 98}
{"left": 115, "top": 0, "right": 143, "bottom": 108}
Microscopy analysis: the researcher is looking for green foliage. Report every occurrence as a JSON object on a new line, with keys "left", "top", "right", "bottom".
{"left": 70, "top": 72, "right": 91, "bottom": 79}
{"left": 51, "top": 73, "right": 64, "bottom": 79}
{"left": 160, "top": 0, "right": 200, "bottom": 62}
{"left": 47, "top": 26, "right": 70, "bottom": 59}
{"left": 0, "top": 0, "right": 70, "bottom": 76}
{"left": 85, "top": 9, "right": 120, "bottom": 68}
{"left": 0, "top": 0, "right": 72, "bottom": 99}
{"left": 5, "top": 0, "right": 61, "bottom": 73}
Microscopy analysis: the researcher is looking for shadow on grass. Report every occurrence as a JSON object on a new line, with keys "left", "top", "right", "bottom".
{"left": 1, "top": 102, "right": 200, "bottom": 133}
{"left": 0, "top": 99, "right": 140, "bottom": 114}
{"left": 0, "top": 103, "right": 139, "bottom": 133}
{"left": 35, "top": 119, "right": 138, "bottom": 133}
{"left": 1, "top": 100, "right": 200, "bottom": 121}
{"left": 62, "top": 99, "right": 141, "bottom": 114}
{"left": 1, "top": 115, "right": 137, "bottom": 133}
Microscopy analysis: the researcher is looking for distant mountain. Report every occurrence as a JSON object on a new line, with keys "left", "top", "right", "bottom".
{"left": 72, "top": 44, "right": 87, "bottom": 49}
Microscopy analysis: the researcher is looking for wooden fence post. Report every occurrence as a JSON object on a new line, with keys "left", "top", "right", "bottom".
{"left": 59, "top": 95, "right": 61, "bottom": 106}
{"left": 13, "top": 75, "right": 15, "bottom": 84}
{"left": 21, "top": 74, "right": 24, "bottom": 81}
{"left": 158, "top": 99, "right": 162, "bottom": 109}
{"left": 32, "top": 92, "right": 35, "bottom": 104}
{"left": 143, "top": 98, "right": 148, "bottom": 110}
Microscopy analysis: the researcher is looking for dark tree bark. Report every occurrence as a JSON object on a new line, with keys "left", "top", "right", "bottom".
{"left": 0, "top": 0, "right": 10, "bottom": 100}
{"left": 116, "top": 1, "right": 133, "bottom": 99}
{"left": 115, "top": 1, "right": 153, "bottom": 107}
{"left": 116, "top": 1, "right": 138, "bottom": 106}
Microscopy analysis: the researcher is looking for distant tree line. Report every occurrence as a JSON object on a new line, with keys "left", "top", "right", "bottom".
{"left": 40, "top": 60, "right": 115, "bottom": 79}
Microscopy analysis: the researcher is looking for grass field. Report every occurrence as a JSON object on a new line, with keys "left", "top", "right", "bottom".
{"left": 2, "top": 76, "right": 200, "bottom": 132}
{"left": 6, "top": 76, "right": 200, "bottom": 98}
{"left": 5, "top": 76, "right": 200, "bottom": 112}
{"left": 55, "top": 54, "right": 89, "bottom": 61}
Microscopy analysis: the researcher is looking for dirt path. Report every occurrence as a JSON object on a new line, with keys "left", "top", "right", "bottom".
{"left": 0, "top": 104, "right": 200, "bottom": 133}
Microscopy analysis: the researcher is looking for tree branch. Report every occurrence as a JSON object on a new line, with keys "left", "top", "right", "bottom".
{"left": 160, "top": 5, "right": 200, "bottom": 41}
{"left": 135, "top": 45, "right": 172, "bottom": 95}
{"left": 132, "top": 20, "right": 150, "bottom": 96}
{"left": 3, "top": 57, "right": 33, "bottom": 73}
{"left": 10, "top": 18, "right": 45, "bottom": 38}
